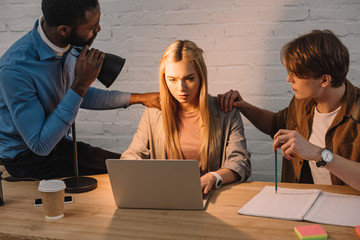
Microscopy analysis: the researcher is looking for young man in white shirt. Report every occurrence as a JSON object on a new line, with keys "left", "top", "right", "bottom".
{"left": 218, "top": 30, "right": 360, "bottom": 191}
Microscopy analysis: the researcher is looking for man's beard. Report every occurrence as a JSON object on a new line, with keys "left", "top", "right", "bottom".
{"left": 65, "top": 29, "right": 97, "bottom": 47}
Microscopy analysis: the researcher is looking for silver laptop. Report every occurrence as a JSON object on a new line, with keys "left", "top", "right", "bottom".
{"left": 105, "top": 159, "right": 211, "bottom": 210}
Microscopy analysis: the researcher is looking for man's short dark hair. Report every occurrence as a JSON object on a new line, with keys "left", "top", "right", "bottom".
{"left": 42, "top": 0, "right": 99, "bottom": 27}
{"left": 281, "top": 30, "right": 349, "bottom": 87}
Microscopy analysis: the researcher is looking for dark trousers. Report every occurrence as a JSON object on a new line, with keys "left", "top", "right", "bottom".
{"left": 1, "top": 138, "right": 121, "bottom": 180}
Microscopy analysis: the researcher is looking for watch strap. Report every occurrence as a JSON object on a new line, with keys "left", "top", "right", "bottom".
{"left": 316, "top": 159, "right": 327, "bottom": 168}
{"left": 209, "top": 171, "right": 223, "bottom": 188}
{"left": 316, "top": 148, "right": 332, "bottom": 168}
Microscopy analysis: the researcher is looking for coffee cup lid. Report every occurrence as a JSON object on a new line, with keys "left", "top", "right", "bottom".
{"left": 38, "top": 179, "right": 66, "bottom": 192}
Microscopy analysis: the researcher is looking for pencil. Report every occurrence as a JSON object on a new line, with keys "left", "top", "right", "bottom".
{"left": 275, "top": 150, "right": 277, "bottom": 194}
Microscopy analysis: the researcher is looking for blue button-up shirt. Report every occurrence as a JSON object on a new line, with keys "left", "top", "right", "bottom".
{"left": 0, "top": 20, "right": 130, "bottom": 159}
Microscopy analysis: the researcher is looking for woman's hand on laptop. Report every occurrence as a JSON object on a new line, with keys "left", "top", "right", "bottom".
{"left": 201, "top": 168, "right": 240, "bottom": 194}
{"left": 201, "top": 173, "right": 217, "bottom": 195}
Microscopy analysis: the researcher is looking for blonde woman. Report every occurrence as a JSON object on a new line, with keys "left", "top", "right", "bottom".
{"left": 121, "top": 40, "right": 251, "bottom": 194}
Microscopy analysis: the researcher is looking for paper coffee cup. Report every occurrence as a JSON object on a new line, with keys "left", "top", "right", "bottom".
{"left": 38, "top": 180, "right": 66, "bottom": 220}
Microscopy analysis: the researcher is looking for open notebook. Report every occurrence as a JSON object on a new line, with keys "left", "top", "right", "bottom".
{"left": 238, "top": 186, "right": 360, "bottom": 227}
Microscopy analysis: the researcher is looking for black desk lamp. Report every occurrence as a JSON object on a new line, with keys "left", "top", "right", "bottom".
{"left": 64, "top": 52, "right": 125, "bottom": 193}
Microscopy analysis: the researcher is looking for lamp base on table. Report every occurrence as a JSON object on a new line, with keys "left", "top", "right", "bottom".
{"left": 63, "top": 176, "right": 97, "bottom": 193}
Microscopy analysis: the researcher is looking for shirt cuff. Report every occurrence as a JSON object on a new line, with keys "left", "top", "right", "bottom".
{"left": 56, "top": 88, "right": 83, "bottom": 124}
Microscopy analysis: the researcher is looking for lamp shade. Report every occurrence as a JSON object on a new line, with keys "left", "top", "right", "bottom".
{"left": 97, "top": 53, "right": 126, "bottom": 88}
{"left": 73, "top": 47, "right": 126, "bottom": 88}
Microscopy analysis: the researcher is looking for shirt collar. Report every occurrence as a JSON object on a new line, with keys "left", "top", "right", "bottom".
{"left": 339, "top": 79, "right": 356, "bottom": 117}
{"left": 31, "top": 19, "right": 69, "bottom": 61}
{"left": 37, "top": 16, "right": 70, "bottom": 56}
{"left": 305, "top": 79, "right": 357, "bottom": 123}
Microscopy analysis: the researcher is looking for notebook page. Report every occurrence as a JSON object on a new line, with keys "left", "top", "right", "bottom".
{"left": 238, "top": 186, "right": 321, "bottom": 221}
{"left": 303, "top": 191, "right": 360, "bottom": 227}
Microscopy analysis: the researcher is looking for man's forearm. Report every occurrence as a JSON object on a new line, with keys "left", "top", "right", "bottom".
{"left": 130, "top": 93, "right": 143, "bottom": 105}
{"left": 129, "top": 92, "right": 160, "bottom": 109}
{"left": 81, "top": 88, "right": 131, "bottom": 110}
{"left": 326, "top": 154, "right": 360, "bottom": 191}
{"left": 240, "top": 101, "right": 274, "bottom": 135}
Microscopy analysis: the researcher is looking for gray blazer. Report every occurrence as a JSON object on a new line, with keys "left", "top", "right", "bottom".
{"left": 121, "top": 97, "right": 251, "bottom": 182}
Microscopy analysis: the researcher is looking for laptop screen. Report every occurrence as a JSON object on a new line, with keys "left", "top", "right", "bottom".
{"left": 106, "top": 159, "right": 210, "bottom": 210}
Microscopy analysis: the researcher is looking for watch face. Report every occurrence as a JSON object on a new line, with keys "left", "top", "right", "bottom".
{"left": 321, "top": 149, "right": 333, "bottom": 163}
{"left": 216, "top": 180, "right": 223, "bottom": 188}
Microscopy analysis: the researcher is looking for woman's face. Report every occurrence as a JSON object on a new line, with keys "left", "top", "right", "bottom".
{"left": 165, "top": 61, "right": 201, "bottom": 112}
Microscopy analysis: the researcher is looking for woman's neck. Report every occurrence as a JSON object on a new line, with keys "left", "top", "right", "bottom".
{"left": 179, "top": 101, "right": 199, "bottom": 112}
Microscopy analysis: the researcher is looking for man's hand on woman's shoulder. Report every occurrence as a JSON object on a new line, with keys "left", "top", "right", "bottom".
{"left": 217, "top": 89, "right": 244, "bottom": 112}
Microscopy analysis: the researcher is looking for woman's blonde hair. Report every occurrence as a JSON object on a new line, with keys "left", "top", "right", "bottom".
{"left": 159, "top": 40, "right": 218, "bottom": 171}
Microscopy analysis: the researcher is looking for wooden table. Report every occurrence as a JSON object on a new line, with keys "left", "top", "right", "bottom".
{"left": 0, "top": 173, "right": 359, "bottom": 240}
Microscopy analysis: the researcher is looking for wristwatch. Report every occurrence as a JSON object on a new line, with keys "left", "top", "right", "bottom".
{"left": 209, "top": 171, "right": 223, "bottom": 189}
{"left": 316, "top": 148, "right": 334, "bottom": 168}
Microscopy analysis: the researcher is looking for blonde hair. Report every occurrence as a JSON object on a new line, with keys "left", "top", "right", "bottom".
{"left": 159, "top": 40, "right": 218, "bottom": 171}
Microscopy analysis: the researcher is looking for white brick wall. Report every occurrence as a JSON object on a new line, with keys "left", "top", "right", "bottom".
{"left": 1, "top": 0, "right": 360, "bottom": 181}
